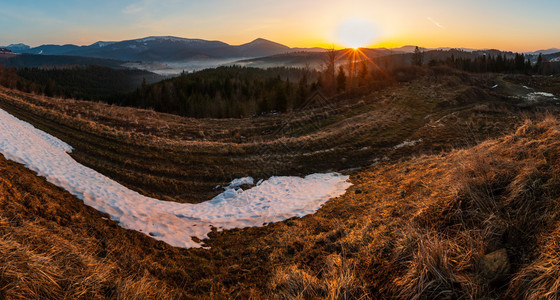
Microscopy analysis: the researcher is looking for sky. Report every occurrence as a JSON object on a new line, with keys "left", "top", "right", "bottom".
{"left": 1, "top": 0, "right": 559, "bottom": 52}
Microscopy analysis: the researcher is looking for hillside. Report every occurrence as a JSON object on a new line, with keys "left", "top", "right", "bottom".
{"left": 120, "top": 66, "right": 321, "bottom": 118}
{"left": 232, "top": 48, "right": 394, "bottom": 69}
{"left": 0, "top": 65, "right": 163, "bottom": 103}
{"left": 235, "top": 48, "right": 560, "bottom": 73}
{"left": 0, "top": 53, "right": 126, "bottom": 69}
{"left": 0, "top": 71, "right": 559, "bottom": 297}
{"left": 1, "top": 71, "right": 550, "bottom": 203}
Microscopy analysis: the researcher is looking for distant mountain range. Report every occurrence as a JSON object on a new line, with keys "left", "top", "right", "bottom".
{"left": 3, "top": 43, "right": 30, "bottom": 52}
{"left": 10, "top": 36, "right": 556, "bottom": 64}
{"left": 2, "top": 37, "right": 299, "bottom": 63}
{"left": 525, "top": 48, "right": 560, "bottom": 55}
{"left": 2, "top": 37, "right": 559, "bottom": 74}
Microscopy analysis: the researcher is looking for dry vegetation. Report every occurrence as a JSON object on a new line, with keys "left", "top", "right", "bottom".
{"left": 0, "top": 156, "right": 181, "bottom": 299}
{"left": 1, "top": 72, "right": 560, "bottom": 298}
{"left": 261, "top": 116, "right": 560, "bottom": 299}
{"left": 0, "top": 71, "right": 543, "bottom": 203}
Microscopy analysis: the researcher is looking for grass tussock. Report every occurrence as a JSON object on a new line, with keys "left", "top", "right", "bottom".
{"left": 269, "top": 254, "right": 365, "bottom": 300}
{"left": 0, "top": 221, "right": 180, "bottom": 299}
{"left": 393, "top": 232, "right": 479, "bottom": 299}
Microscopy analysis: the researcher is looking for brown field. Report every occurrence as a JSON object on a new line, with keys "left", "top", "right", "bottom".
{"left": 1, "top": 71, "right": 560, "bottom": 298}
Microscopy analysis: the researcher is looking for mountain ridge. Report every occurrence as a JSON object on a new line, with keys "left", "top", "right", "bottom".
{"left": 4, "top": 38, "right": 559, "bottom": 54}
{"left": 2, "top": 36, "right": 295, "bottom": 63}
{"left": 3, "top": 37, "right": 560, "bottom": 74}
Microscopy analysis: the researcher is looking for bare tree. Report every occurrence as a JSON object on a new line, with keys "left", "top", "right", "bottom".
{"left": 323, "top": 45, "right": 337, "bottom": 93}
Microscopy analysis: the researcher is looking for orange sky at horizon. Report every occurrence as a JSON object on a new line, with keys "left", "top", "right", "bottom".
{"left": 1, "top": 0, "right": 559, "bottom": 53}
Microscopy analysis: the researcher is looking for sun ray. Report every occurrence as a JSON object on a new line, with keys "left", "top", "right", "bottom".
{"left": 335, "top": 47, "right": 395, "bottom": 84}
{"left": 354, "top": 48, "right": 395, "bottom": 83}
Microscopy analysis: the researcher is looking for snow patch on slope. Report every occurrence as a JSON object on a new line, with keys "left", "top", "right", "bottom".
{"left": 228, "top": 177, "right": 254, "bottom": 188}
{"left": 393, "top": 139, "right": 423, "bottom": 150}
{"left": 136, "top": 36, "right": 207, "bottom": 44}
{"left": 526, "top": 92, "right": 556, "bottom": 102}
{"left": 91, "top": 41, "right": 116, "bottom": 48}
{"left": 0, "top": 108, "right": 351, "bottom": 248}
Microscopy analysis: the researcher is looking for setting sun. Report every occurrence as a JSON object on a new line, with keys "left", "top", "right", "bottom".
{"left": 335, "top": 18, "right": 378, "bottom": 49}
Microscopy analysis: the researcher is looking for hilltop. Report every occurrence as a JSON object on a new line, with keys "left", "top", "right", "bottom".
{"left": 0, "top": 70, "right": 559, "bottom": 297}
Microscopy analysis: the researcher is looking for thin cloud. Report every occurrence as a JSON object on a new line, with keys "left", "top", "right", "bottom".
{"left": 123, "top": 0, "right": 180, "bottom": 15}
{"left": 427, "top": 17, "right": 444, "bottom": 29}
{"left": 123, "top": 3, "right": 143, "bottom": 14}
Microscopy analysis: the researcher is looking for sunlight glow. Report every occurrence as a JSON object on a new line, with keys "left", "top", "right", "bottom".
{"left": 337, "top": 47, "right": 395, "bottom": 85}
{"left": 335, "top": 18, "right": 378, "bottom": 49}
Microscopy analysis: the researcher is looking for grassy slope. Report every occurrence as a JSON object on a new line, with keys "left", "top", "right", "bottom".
{"left": 1, "top": 72, "right": 560, "bottom": 298}
{"left": 4, "top": 117, "right": 560, "bottom": 298}
{"left": 0, "top": 156, "right": 182, "bottom": 299}
{"left": 0, "top": 71, "right": 544, "bottom": 204}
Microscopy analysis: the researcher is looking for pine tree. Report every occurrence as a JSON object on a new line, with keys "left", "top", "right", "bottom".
{"left": 514, "top": 53, "right": 526, "bottom": 72}
{"left": 412, "top": 46, "right": 424, "bottom": 66}
{"left": 336, "top": 66, "right": 346, "bottom": 92}
{"left": 359, "top": 61, "right": 368, "bottom": 86}
{"left": 535, "top": 54, "right": 543, "bottom": 74}
{"left": 297, "top": 73, "right": 308, "bottom": 102}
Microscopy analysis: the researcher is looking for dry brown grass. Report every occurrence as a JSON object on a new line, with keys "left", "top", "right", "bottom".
{"left": 510, "top": 230, "right": 560, "bottom": 299}
{"left": 261, "top": 115, "right": 560, "bottom": 299}
{"left": 393, "top": 232, "right": 479, "bottom": 299}
{"left": 0, "top": 75, "right": 559, "bottom": 298}
{"left": 0, "top": 72, "right": 531, "bottom": 204}
{"left": 397, "top": 116, "right": 560, "bottom": 298}
{"left": 2, "top": 114, "right": 560, "bottom": 298}
{"left": 269, "top": 254, "right": 366, "bottom": 300}
{"left": 0, "top": 157, "right": 184, "bottom": 299}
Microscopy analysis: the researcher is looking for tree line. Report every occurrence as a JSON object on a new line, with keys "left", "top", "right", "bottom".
{"left": 427, "top": 53, "right": 558, "bottom": 75}
{"left": 1, "top": 49, "right": 558, "bottom": 119}
{"left": 0, "top": 65, "right": 159, "bottom": 101}
{"left": 121, "top": 66, "right": 321, "bottom": 118}
{"left": 411, "top": 48, "right": 560, "bottom": 75}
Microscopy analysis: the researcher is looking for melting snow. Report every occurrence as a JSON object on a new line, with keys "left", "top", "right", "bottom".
{"left": 393, "top": 139, "right": 423, "bottom": 150}
{"left": 0, "top": 108, "right": 351, "bottom": 248}
{"left": 228, "top": 177, "right": 254, "bottom": 188}
{"left": 527, "top": 92, "right": 556, "bottom": 102}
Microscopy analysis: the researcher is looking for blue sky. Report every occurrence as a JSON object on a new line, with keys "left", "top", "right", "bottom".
{"left": 1, "top": 0, "right": 559, "bottom": 51}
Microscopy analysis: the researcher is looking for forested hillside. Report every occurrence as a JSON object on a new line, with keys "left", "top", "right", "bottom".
{"left": 121, "top": 66, "right": 321, "bottom": 118}
{"left": 0, "top": 65, "right": 162, "bottom": 101}
{"left": 1, "top": 49, "right": 559, "bottom": 119}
